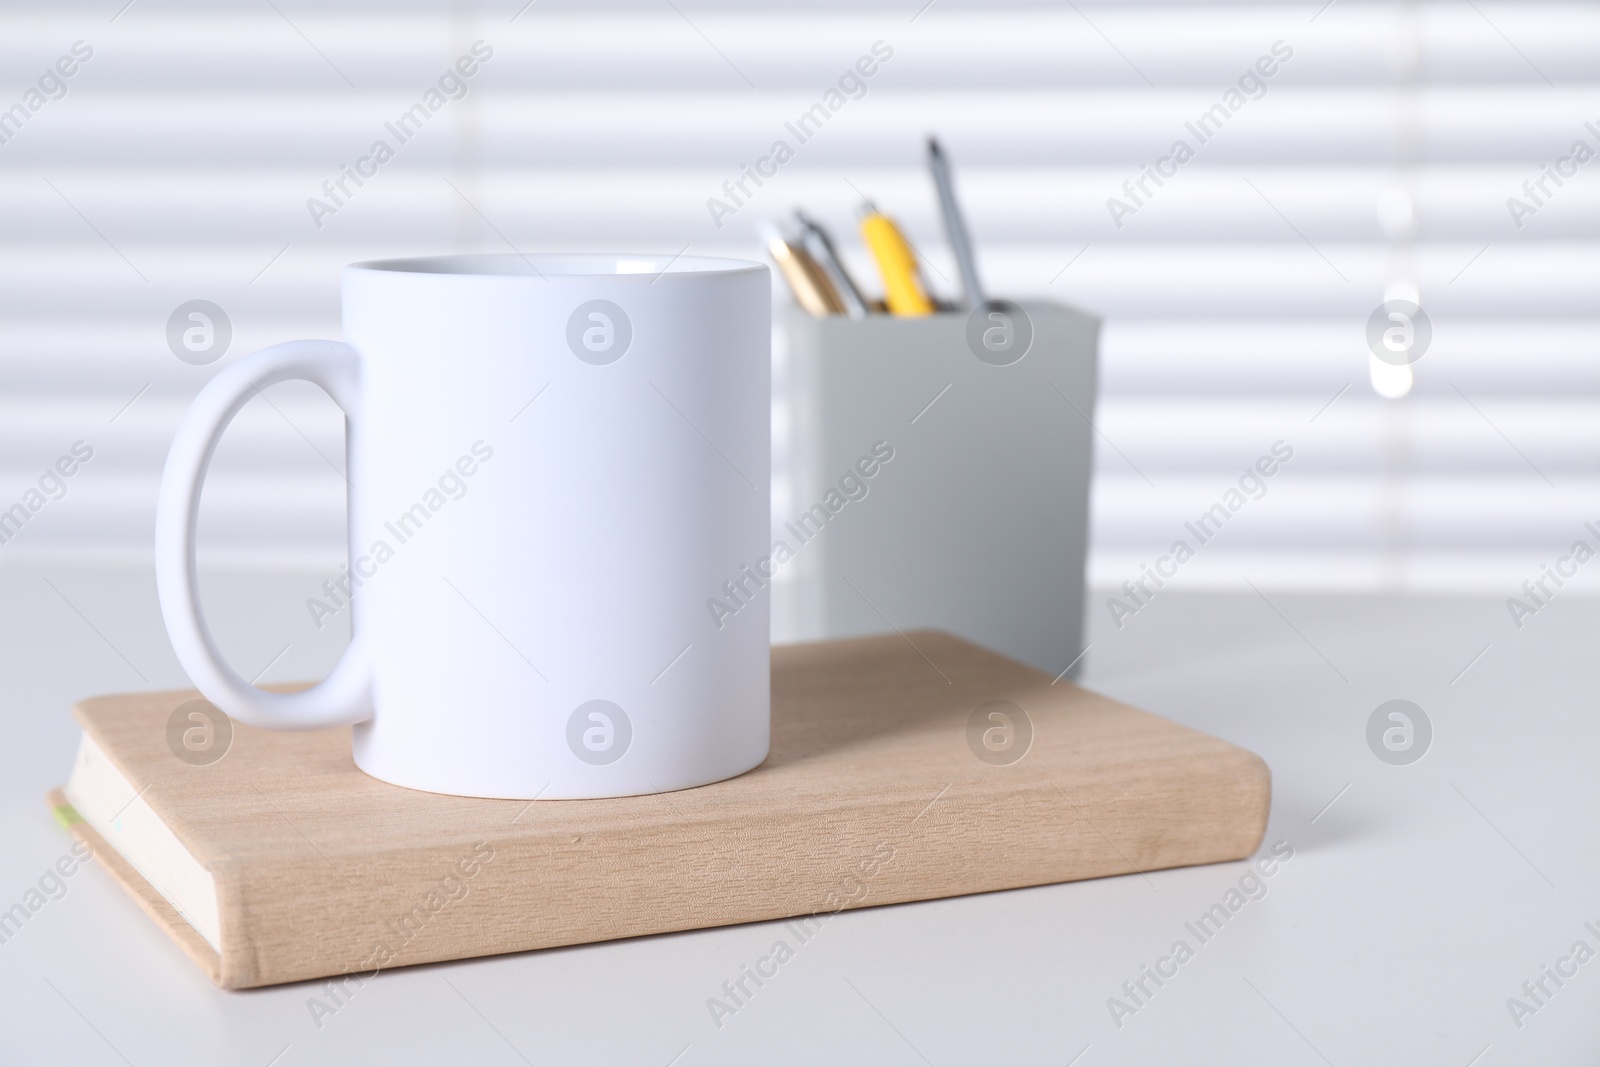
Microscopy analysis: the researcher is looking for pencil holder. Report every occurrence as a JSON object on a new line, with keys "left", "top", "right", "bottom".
{"left": 773, "top": 300, "right": 1100, "bottom": 680}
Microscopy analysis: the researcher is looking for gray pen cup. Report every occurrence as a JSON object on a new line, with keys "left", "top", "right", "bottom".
{"left": 772, "top": 300, "right": 1099, "bottom": 680}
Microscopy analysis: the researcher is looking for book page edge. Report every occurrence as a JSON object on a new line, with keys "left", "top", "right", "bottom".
{"left": 60, "top": 731, "right": 222, "bottom": 952}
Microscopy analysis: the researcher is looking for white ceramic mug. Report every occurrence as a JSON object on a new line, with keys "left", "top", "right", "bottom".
{"left": 155, "top": 254, "right": 771, "bottom": 799}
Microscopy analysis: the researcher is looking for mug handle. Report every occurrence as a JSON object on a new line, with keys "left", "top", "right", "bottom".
{"left": 155, "top": 340, "right": 374, "bottom": 730}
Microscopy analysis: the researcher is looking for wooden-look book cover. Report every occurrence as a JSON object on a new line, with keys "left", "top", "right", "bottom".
{"left": 51, "top": 631, "right": 1270, "bottom": 990}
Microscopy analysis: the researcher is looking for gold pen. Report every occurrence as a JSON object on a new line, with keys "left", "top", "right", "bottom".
{"left": 761, "top": 223, "right": 845, "bottom": 316}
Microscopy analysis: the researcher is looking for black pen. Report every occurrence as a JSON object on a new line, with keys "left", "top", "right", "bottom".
{"left": 794, "top": 210, "right": 869, "bottom": 318}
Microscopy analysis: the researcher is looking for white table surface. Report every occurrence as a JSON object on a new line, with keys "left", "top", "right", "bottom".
{"left": 3, "top": 566, "right": 1597, "bottom": 1065}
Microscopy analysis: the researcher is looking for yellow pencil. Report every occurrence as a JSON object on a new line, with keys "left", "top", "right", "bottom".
{"left": 860, "top": 205, "right": 934, "bottom": 316}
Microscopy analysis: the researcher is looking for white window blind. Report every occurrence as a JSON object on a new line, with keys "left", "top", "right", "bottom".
{"left": 1, "top": 1, "right": 1594, "bottom": 601}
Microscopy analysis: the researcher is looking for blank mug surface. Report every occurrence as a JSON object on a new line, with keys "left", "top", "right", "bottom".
{"left": 347, "top": 255, "right": 772, "bottom": 798}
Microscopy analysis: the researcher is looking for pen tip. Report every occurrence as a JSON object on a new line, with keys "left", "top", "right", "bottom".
{"left": 927, "top": 136, "right": 942, "bottom": 156}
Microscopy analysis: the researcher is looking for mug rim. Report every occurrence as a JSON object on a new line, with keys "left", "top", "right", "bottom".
{"left": 348, "top": 252, "right": 765, "bottom": 279}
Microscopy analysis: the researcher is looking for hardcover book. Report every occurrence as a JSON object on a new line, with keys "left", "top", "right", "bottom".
{"left": 53, "top": 631, "right": 1270, "bottom": 990}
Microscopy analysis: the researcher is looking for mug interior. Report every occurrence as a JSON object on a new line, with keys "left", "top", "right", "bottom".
{"left": 350, "top": 252, "right": 763, "bottom": 278}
